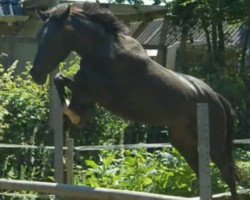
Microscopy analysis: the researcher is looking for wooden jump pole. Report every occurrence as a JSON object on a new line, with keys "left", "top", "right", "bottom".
{"left": 0, "top": 179, "right": 189, "bottom": 200}
{"left": 197, "top": 103, "right": 211, "bottom": 200}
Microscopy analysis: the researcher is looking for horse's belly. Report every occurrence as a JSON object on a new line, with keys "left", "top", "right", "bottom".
{"left": 95, "top": 72, "right": 198, "bottom": 126}
{"left": 98, "top": 92, "right": 194, "bottom": 126}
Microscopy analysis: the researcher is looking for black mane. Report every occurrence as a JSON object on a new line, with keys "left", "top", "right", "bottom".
{"left": 50, "top": 3, "right": 126, "bottom": 34}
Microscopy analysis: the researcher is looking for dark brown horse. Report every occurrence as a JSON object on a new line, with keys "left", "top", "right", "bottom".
{"left": 30, "top": 4, "right": 238, "bottom": 198}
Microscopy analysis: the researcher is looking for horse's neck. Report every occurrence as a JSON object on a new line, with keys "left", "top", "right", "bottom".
{"left": 72, "top": 19, "right": 117, "bottom": 60}
{"left": 76, "top": 36, "right": 117, "bottom": 67}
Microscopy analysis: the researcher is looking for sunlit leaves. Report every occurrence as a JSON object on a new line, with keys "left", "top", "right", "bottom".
{"left": 75, "top": 148, "right": 199, "bottom": 196}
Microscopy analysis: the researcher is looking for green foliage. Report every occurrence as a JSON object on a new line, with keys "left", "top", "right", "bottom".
{"left": 75, "top": 148, "right": 198, "bottom": 196}
{"left": 0, "top": 61, "right": 54, "bottom": 182}
{"left": 235, "top": 149, "right": 250, "bottom": 188}
{"left": 74, "top": 148, "right": 250, "bottom": 196}
{"left": 187, "top": 64, "right": 250, "bottom": 139}
{"left": 237, "top": 161, "right": 250, "bottom": 188}
{"left": 0, "top": 61, "right": 49, "bottom": 144}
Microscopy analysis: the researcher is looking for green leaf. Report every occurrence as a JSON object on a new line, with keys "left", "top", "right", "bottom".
{"left": 125, "top": 157, "right": 136, "bottom": 166}
{"left": 143, "top": 178, "right": 152, "bottom": 186}
{"left": 85, "top": 160, "right": 99, "bottom": 169}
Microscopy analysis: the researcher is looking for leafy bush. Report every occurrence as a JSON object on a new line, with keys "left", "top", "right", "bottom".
{"left": 0, "top": 61, "right": 53, "bottom": 181}
{"left": 188, "top": 65, "right": 250, "bottom": 139}
{"left": 75, "top": 148, "right": 198, "bottom": 196}
{"left": 0, "top": 61, "right": 49, "bottom": 144}
{"left": 74, "top": 148, "right": 250, "bottom": 197}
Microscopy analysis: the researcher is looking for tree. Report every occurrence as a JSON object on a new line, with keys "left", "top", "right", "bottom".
{"left": 167, "top": 0, "right": 249, "bottom": 69}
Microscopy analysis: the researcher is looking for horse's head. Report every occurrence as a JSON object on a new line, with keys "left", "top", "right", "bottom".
{"left": 31, "top": 3, "right": 125, "bottom": 85}
{"left": 30, "top": 6, "right": 73, "bottom": 85}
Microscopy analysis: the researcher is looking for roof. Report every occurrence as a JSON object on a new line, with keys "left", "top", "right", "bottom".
{"left": 23, "top": 1, "right": 168, "bottom": 23}
{"left": 128, "top": 18, "right": 248, "bottom": 48}
{"left": 1, "top": 0, "right": 248, "bottom": 49}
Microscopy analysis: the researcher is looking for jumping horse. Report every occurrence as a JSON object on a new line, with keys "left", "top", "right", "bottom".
{"left": 30, "top": 4, "right": 238, "bottom": 199}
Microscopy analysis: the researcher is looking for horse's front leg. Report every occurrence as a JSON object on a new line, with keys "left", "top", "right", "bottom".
{"left": 54, "top": 73, "right": 81, "bottom": 125}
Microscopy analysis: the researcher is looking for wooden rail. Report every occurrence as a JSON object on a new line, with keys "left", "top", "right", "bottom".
{"left": 0, "top": 139, "right": 248, "bottom": 151}
{"left": 0, "top": 179, "right": 189, "bottom": 200}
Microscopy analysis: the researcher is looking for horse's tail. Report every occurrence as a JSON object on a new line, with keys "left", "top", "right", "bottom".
{"left": 217, "top": 93, "right": 239, "bottom": 181}
{"left": 217, "top": 94, "right": 235, "bottom": 155}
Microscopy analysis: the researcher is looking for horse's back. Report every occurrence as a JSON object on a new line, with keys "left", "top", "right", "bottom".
{"left": 100, "top": 34, "right": 226, "bottom": 129}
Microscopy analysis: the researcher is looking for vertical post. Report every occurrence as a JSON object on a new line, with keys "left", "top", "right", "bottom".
{"left": 47, "top": 0, "right": 61, "bottom": 187}
{"left": 66, "top": 138, "right": 74, "bottom": 185}
{"left": 197, "top": 103, "right": 211, "bottom": 200}
{"left": 49, "top": 70, "right": 64, "bottom": 184}
{"left": 9, "top": 3, "right": 14, "bottom": 15}
{"left": 156, "top": 16, "right": 169, "bottom": 67}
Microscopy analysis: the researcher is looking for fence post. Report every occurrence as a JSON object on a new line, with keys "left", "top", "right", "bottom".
{"left": 197, "top": 103, "right": 211, "bottom": 200}
{"left": 66, "top": 138, "right": 74, "bottom": 185}
{"left": 49, "top": 70, "right": 64, "bottom": 184}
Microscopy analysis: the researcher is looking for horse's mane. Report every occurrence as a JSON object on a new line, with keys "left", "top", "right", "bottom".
{"left": 50, "top": 3, "right": 126, "bottom": 35}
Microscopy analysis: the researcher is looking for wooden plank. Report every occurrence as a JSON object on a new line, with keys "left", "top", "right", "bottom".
{"left": 190, "top": 189, "right": 250, "bottom": 200}
{"left": 66, "top": 138, "right": 74, "bottom": 185}
{"left": 156, "top": 16, "right": 169, "bottom": 66}
{"left": 0, "top": 16, "right": 29, "bottom": 23}
{"left": 49, "top": 71, "right": 64, "bottom": 184}
{"left": 0, "top": 192, "right": 53, "bottom": 199}
{"left": 0, "top": 179, "right": 189, "bottom": 200}
{"left": 0, "top": 143, "right": 171, "bottom": 151}
{"left": 0, "top": 139, "right": 249, "bottom": 151}
{"left": 233, "top": 139, "right": 250, "bottom": 144}
{"left": 75, "top": 143, "right": 172, "bottom": 151}
{"left": 197, "top": 103, "right": 211, "bottom": 200}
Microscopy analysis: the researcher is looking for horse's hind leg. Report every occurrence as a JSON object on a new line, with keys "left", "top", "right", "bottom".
{"left": 209, "top": 111, "right": 238, "bottom": 199}
{"left": 169, "top": 125, "right": 199, "bottom": 175}
{"left": 211, "top": 150, "right": 238, "bottom": 199}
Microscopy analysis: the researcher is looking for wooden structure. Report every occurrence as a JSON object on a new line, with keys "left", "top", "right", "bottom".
{"left": 197, "top": 104, "right": 211, "bottom": 200}
{"left": 0, "top": 104, "right": 214, "bottom": 200}
{"left": 0, "top": 179, "right": 189, "bottom": 200}
{"left": 0, "top": 139, "right": 250, "bottom": 199}
{"left": 0, "top": 0, "right": 168, "bottom": 70}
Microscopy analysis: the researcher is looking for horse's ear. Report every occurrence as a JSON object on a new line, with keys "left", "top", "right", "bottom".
{"left": 36, "top": 8, "right": 49, "bottom": 22}
{"left": 60, "top": 6, "right": 71, "bottom": 21}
